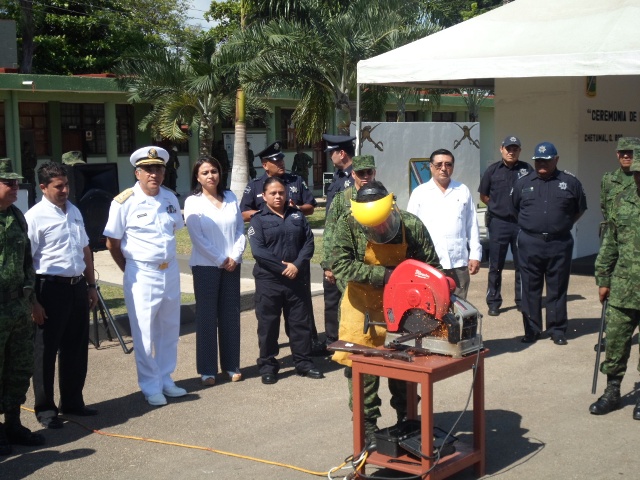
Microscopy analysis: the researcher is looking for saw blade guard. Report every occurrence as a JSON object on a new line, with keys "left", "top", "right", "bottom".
{"left": 383, "top": 259, "right": 454, "bottom": 332}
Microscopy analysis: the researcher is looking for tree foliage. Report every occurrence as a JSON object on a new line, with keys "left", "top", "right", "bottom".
{"left": 221, "top": 0, "right": 439, "bottom": 141}
{"left": 421, "top": 0, "right": 508, "bottom": 28}
{"left": 114, "top": 31, "right": 267, "bottom": 155}
{"left": 0, "top": 0, "right": 194, "bottom": 74}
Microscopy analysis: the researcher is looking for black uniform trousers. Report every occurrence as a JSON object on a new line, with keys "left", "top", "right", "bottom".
{"left": 517, "top": 231, "right": 573, "bottom": 337}
{"left": 322, "top": 279, "right": 341, "bottom": 344}
{"left": 486, "top": 217, "right": 522, "bottom": 310}
{"left": 33, "top": 278, "right": 89, "bottom": 416}
{"left": 255, "top": 276, "right": 314, "bottom": 374}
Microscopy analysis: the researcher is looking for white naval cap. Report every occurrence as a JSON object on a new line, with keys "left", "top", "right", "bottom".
{"left": 130, "top": 146, "right": 169, "bottom": 167}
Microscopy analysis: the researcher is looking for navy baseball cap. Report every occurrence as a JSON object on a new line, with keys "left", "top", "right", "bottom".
{"left": 502, "top": 135, "right": 521, "bottom": 147}
{"left": 532, "top": 142, "right": 558, "bottom": 160}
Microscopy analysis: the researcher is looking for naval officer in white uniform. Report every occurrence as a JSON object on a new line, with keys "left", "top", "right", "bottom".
{"left": 103, "top": 146, "right": 186, "bottom": 406}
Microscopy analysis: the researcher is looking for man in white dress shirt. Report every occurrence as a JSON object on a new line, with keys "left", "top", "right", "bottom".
{"left": 407, "top": 148, "right": 482, "bottom": 299}
{"left": 26, "top": 161, "right": 99, "bottom": 429}
{"left": 103, "top": 147, "right": 186, "bottom": 407}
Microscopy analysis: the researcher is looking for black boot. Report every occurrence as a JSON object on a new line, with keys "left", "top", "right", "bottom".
{"left": 633, "top": 398, "right": 640, "bottom": 421}
{"left": 589, "top": 377, "right": 622, "bottom": 415}
{"left": 4, "top": 408, "right": 45, "bottom": 447}
{"left": 0, "top": 422, "right": 12, "bottom": 456}
{"left": 364, "top": 419, "right": 379, "bottom": 451}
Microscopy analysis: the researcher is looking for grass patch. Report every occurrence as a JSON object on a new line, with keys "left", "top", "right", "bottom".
{"left": 177, "top": 208, "right": 327, "bottom": 264}
{"left": 97, "top": 284, "right": 195, "bottom": 317}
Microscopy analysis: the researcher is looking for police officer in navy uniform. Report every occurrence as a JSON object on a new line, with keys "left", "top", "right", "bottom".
{"left": 512, "top": 142, "right": 587, "bottom": 345}
{"left": 240, "top": 141, "right": 316, "bottom": 222}
{"left": 318, "top": 134, "right": 355, "bottom": 352}
{"left": 248, "top": 176, "right": 323, "bottom": 384}
{"left": 479, "top": 135, "right": 533, "bottom": 316}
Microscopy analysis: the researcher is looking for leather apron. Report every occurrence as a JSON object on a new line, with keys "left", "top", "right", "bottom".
{"left": 332, "top": 226, "right": 408, "bottom": 367}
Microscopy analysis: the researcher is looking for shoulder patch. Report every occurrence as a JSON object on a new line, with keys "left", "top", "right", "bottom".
{"left": 114, "top": 188, "right": 134, "bottom": 204}
{"left": 563, "top": 170, "right": 576, "bottom": 177}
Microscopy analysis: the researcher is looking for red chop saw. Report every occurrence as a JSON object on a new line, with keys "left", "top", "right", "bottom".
{"left": 381, "top": 259, "right": 483, "bottom": 358}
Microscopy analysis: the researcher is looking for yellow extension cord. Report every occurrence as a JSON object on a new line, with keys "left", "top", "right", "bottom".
{"left": 20, "top": 406, "right": 351, "bottom": 477}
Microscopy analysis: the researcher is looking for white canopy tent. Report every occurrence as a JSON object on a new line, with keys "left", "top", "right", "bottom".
{"left": 356, "top": 0, "right": 640, "bottom": 258}
{"left": 357, "top": 0, "right": 640, "bottom": 88}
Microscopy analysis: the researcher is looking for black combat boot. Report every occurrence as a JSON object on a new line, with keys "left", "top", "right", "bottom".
{"left": 0, "top": 422, "right": 12, "bottom": 456}
{"left": 633, "top": 398, "right": 640, "bottom": 421}
{"left": 4, "top": 408, "right": 45, "bottom": 447}
{"left": 364, "top": 419, "right": 379, "bottom": 451}
{"left": 589, "top": 377, "right": 622, "bottom": 415}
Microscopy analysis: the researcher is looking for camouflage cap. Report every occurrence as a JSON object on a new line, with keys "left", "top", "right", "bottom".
{"left": 61, "top": 151, "right": 85, "bottom": 165}
{"left": 630, "top": 149, "right": 640, "bottom": 172}
{"left": 616, "top": 137, "right": 640, "bottom": 151}
{"left": 0, "top": 158, "right": 23, "bottom": 180}
{"left": 352, "top": 155, "right": 376, "bottom": 171}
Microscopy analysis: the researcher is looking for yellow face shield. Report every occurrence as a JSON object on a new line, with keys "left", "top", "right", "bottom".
{"left": 351, "top": 193, "right": 401, "bottom": 244}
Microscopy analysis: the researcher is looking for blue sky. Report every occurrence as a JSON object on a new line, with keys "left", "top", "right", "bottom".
{"left": 187, "top": 0, "right": 213, "bottom": 28}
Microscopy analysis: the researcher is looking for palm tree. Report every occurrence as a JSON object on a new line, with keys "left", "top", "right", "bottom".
{"left": 223, "top": 0, "right": 438, "bottom": 144}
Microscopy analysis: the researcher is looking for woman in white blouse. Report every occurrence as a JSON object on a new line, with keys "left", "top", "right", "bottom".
{"left": 184, "top": 156, "right": 246, "bottom": 386}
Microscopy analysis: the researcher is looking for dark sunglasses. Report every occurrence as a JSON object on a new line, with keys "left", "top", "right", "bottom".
{"left": 354, "top": 168, "right": 375, "bottom": 176}
{"left": 0, "top": 179, "right": 20, "bottom": 187}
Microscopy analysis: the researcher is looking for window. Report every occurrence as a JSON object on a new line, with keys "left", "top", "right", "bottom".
{"left": 61, "top": 103, "right": 106, "bottom": 155}
{"left": 19, "top": 102, "right": 49, "bottom": 156}
{"left": 116, "top": 105, "right": 134, "bottom": 154}
{"left": 280, "top": 108, "right": 296, "bottom": 149}
{"left": 385, "top": 111, "right": 418, "bottom": 122}
{"left": 432, "top": 112, "right": 456, "bottom": 122}
{"left": 0, "top": 102, "right": 5, "bottom": 157}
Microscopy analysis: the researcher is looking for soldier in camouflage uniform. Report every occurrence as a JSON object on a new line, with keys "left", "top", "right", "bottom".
{"left": 0, "top": 158, "right": 45, "bottom": 455}
{"left": 323, "top": 155, "right": 376, "bottom": 296}
{"left": 331, "top": 181, "right": 440, "bottom": 447}
{"left": 600, "top": 137, "right": 640, "bottom": 224}
{"left": 594, "top": 137, "right": 640, "bottom": 351}
{"left": 591, "top": 149, "right": 640, "bottom": 419}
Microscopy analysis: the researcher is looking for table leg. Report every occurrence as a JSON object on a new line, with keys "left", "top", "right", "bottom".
{"left": 473, "top": 355, "right": 486, "bottom": 477}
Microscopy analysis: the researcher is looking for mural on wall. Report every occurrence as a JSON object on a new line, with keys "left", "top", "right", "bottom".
{"left": 453, "top": 123, "right": 480, "bottom": 150}
{"left": 359, "top": 124, "right": 384, "bottom": 152}
{"left": 409, "top": 158, "right": 432, "bottom": 192}
{"left": 352, "top": 122, "right": 481, "bottom": 209}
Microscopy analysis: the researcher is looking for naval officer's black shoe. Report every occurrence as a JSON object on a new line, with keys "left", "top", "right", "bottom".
{"left": 60, "top": 406, "right": 98, "bottom": 417}
{"left": 261, "top": 373, "right": 278, "bottom": 385}
{"left": 633, "top": 399, "right": 640, "bottom": 421}
{"left": 521, "top": 332, "right": 541, "bottom": 344}
{"left": 551, "top": 334, "right": 568, "bottom": 346}
{"left": 296, "top": 368, "right": 324, "bottom": 379}
{"left": 487, "top": 308, "right": 500, "bottom": 317}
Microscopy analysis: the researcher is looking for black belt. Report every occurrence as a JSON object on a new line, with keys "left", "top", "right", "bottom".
{"left": 522, "top": 231, "right": 569, "bottom": 242}
{"left": 37, "top": 275, "right": 84, "bottom": 285}
{"left": 0, "top": 288, "right": 23, "bottom": 304}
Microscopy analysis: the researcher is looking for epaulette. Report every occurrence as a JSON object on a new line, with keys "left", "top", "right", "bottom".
{"left": 563, "top": 170, "right": 576, "bottom": 177}
{"left": 114, "top": 188, "right": 134, "bottom": 204}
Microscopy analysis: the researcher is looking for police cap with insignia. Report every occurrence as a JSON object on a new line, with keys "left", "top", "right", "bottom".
{"left": 130, "top": 146, "right": 169, "bottom": 167}
{"left": 257, "top": 141, "right": 285, "bottom": 162}
{"left": 532, "top": 141, "right": 558, "bottom": 160}
{"left": 501, "top": 135, "right": 521, "bottom": 148}
{"left": 0, "top": 158, "right": 23, "bottom": 180}
{"left": 616, "top": 137, "right": 640, "bottom": 152}
{"left": 322, "top": 134, "right": 356, "bottom": 153}
{"left": 352, "top": 155, "right": 376, "bottom": 171}
{"left": 630, "top": 148, "right": 640, "bottom": 172}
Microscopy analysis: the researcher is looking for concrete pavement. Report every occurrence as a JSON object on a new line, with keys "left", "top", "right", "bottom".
{"left": 3, "top": 263, "right": 640, "bottom": 479}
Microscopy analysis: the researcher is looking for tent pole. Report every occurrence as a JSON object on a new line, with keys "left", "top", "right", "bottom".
{"left": 355, "top": 83, "right": 361, "bottom": 155}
